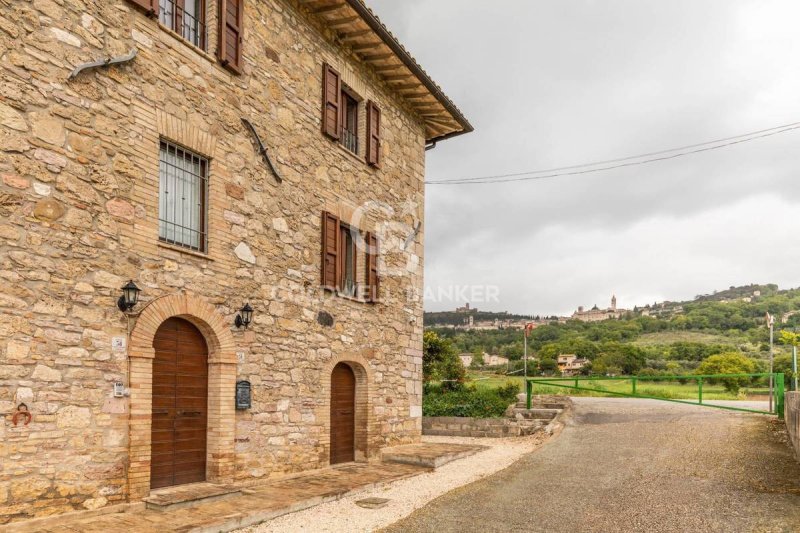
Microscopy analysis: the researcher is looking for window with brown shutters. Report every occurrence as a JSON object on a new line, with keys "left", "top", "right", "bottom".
{"left": 366, "top": 101, "right": 381, "bottom": 167}
{"left": 159, "top": 0, "right": 207, "bottom": 50}
{"left": 321, "top": 211, "right": 340, "bottom": 291}
{"left": 365, "top": 232, "right": 380, "bottom": 302}
{"left": 218, "top": 0, "right": 244, "bottom": 74}
{"left": 322, "top": 64, "right": 342, "bottom": 140}
{"left": 127, "top": 0, "right": 157, "bottom": 16}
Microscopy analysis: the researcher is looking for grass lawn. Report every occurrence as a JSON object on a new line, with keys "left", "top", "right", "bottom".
{"left": 466, "top": 371, "right": 770, "bottom": 401}
{"left": 631, "top": 331, "right": 744, "bottom": 346}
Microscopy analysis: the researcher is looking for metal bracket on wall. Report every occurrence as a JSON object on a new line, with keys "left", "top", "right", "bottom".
{"left": 404, "top": 221, "right": 422, "bottom": 250}
{"left": 242, "top": 118, "right": 283, "bottom": 183}
{"left": 68, "top": 48, "right": 138, "bottom": 80}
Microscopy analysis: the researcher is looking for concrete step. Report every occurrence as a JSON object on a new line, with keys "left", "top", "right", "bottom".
{"left": 144, "top": 482, "right": 242, "bottom": 512}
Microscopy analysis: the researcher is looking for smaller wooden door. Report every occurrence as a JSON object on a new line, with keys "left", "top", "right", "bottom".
{"left": 330, "top": 363, "right": 356, "bottom": 464}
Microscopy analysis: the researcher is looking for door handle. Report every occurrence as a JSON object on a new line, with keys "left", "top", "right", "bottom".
{"left": 153, "top": 409, "right": 169, "bottom": 415}
{"left": 178, "top": 410, "right": 202, "bottom": 416}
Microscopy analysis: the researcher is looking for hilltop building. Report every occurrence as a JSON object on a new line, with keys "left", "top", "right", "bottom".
{"left": 571, "top": 295, "right": 627, "bottom": 322}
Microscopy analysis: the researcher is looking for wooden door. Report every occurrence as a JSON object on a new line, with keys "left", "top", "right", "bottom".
{"left": 151, "top": 317, "right": 208, "bottom": 489}
{"left": 330, "top": 363, "right": 356, "bottom": 464}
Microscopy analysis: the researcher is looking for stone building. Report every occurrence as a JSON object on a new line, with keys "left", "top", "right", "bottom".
{"left": 0, "top": 0, "right": 471, "bottom": 523}
{"left": 571, "top": 295, "right": 627, "bottom": 322}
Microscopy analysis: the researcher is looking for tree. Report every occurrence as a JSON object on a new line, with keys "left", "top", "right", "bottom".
{"left": 423, "top": 330, "right": 465, "bottom": 391}
{"left": 695, "top": 352, "right": 757, "bottom": 393}
{"left": 469, "top": 350, "right": 485, "bottom": 370}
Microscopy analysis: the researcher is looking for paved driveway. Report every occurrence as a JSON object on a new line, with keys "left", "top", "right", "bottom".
{"left": 383, "top": 398, "right": 800, "bottom": 533}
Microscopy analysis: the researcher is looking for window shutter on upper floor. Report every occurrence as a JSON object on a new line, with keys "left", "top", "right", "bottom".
{"left": 322, "top": 64, "right": 341, "bottom": 140}
{"left": 218, "top": 0, "right": 244, "bottom": 73}
{"left": 365, "top": 231, "right": 380, "bottom": 302}
{"left": 322, "top": 211, "right": 340, "bottom": 290}
{"left": 366, "top": 100, "right": 381, "bottom": 167}
{"left": 127, "top": 0, "right": 156, "bottom": 16}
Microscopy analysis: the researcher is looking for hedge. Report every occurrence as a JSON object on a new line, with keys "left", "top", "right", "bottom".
{"left": 422, "top": 382, "right": 519, "bottom": 418}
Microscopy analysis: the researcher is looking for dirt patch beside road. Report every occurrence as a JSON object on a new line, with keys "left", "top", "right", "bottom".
{"left": 383, "top": 398, "right": 800, "bottom": 533}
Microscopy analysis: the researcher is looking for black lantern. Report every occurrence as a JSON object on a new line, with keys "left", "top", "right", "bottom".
{"left": 117, "top": 280, "right": 141, "bottom": 312}
{"left": 235, "top": 303, "right": 254, "bottom": 329}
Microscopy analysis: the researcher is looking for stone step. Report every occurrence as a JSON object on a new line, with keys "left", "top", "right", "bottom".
{"left": 517, "top": 402, "right": 569, "bottom": 410}
{"left": 510, "top": 408, "right": 560, "bottom": 420}
{"left": 381, "top": 442, "right": 487, "bottom": 468}
{"left": 144, "top": 482, "right": 242, "bottom": 512}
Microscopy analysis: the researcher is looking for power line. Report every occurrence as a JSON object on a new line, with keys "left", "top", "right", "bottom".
{"left": 426, "top": 120, "right": 800, "bottom": 185}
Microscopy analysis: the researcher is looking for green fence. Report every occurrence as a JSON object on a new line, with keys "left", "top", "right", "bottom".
{"left": 525, "top": 373, "right": 785, "bottom": 417}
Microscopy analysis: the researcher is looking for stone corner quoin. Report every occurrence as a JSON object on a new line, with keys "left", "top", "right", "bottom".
{"left": 0, "top": 0, "right": 470, "bottom": 524}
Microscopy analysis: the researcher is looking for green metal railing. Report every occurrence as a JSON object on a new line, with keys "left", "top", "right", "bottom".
{"left": 525, "top": 373, "right": 785, "bottom": 417}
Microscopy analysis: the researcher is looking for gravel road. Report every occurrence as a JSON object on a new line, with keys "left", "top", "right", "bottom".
{"left": 382, "top": 398, "right": 800, "bottom": 533}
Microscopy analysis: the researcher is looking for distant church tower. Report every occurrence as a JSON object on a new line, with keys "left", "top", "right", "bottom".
{"left": 611, "top": 295, "right": 617, "bottom": 311}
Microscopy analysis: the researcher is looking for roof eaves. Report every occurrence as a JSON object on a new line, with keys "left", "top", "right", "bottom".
{"left": 342, "top": 0, "right": 474, "bottom": 143}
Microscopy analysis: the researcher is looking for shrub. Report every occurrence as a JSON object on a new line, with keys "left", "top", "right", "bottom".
{"left": 696, "top": 352, "right": 757, "bottom": 393}
{"left": 423, "top": 382, "right": 520, "bottom": 418}
{"left": 423, "top": 331, "right": 465, "bottom": 391}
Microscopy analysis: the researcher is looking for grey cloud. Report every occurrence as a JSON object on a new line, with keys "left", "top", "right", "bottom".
{"left": 369, "top": 0, "right": 800, "bottom": 313}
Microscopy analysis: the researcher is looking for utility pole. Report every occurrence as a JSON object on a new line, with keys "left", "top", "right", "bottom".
{"left": 523, "top": 327, "right": 528, "bottom": 378}
{"left": 523, "top": 322, "right": 534, "bottom": 379}
{"left": 794, "top": 344, "right": 798, "bottom": 392}
{"left": 767, "top": 313, "right": 774, "bottom": 412}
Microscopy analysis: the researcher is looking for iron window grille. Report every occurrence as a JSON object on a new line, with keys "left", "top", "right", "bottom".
{"left": 339, "top": 224, "right": 358, "bottom": 297}
{"left": 340, "top": 90, "right": 359, "bottom": 155}
{"left": 159, "top": 0, "right": 207, "bottom": 50}
{"left": 158, "top": 140, "right": 209, "bottom": 253}
{"left": 340, "top": 127, "right": 359, "bottom": 154}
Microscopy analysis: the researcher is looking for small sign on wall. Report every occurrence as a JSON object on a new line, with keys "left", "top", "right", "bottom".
{"left": 111, "top": 337, "right": 127, "bottom": 352}
{"left": 236, "top": 351, "right": 246, "bottom": 364}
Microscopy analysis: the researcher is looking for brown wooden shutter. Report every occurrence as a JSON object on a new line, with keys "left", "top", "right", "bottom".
{"left": 322, "top": 211, "right": 340, "bottom": 290}
{"left": 365, "top": 232, "right": 379, "bottom": 302}
{"left": 366, "top": 101, "right": 381, "bottom": 167}
{"left": 218, "top": 0, "right": 244, "bottom": 74}
{"left": 322, "top": 64, "right": 341, "bottom": 140}
{"left": 127, "top": 0, "right": 156, "bottom": 15}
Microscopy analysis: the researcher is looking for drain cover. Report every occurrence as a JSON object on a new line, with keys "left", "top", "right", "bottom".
{"left": 355, "top": 497, "right": 390, "bottom": 509}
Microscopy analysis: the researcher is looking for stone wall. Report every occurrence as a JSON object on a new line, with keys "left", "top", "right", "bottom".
{"left": 0, "top": 0, "right": 428, "bottom": 523}
{"left": 785, "top": 392, "right": 800, "bottom": 460}
{"left": 422, "top": 416, "right": 531, "bottom": 438}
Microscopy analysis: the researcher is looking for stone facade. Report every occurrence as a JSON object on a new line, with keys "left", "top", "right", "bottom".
{"left": 0, "top": 0, "right": 469, "bottom": 524}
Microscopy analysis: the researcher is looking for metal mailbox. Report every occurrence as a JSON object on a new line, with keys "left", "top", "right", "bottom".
{"left": 235, "top": 380, "right": 251, "bottom": 410}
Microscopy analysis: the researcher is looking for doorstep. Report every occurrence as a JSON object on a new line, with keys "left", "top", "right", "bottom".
{"left": 3, "top": 460, "right": 457, "bottom": 533}
{"left": 143, "top": 482, "right": 242, "bottom": 511}
{"left": 381, "top": 442, "right": 487, "bottom": 468}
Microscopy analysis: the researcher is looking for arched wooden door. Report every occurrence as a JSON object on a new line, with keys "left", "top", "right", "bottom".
{"left": 330, "top": 363, "right": 356, "bottom": 464}
{"left": 151, "top": 317, "right": 208, "bottom": 489}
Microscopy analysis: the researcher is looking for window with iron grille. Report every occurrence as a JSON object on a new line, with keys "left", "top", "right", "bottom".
{"left": 339, "top": 223, "right": 357, "bottom": 297}
{"left": 159, "top": 0, "right": 206, "bottom": 50}
{"left": 340, "top": 88, "right": 359, "bottom": 155}
{"left": 158, "top": 140, "right": 208, "bottom": 252}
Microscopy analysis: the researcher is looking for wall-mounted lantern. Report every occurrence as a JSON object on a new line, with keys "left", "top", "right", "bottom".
{"left": 235, "top": 303, "right": 253, "bottom": 329}
{"left": 117, "top": 280, "right": 141, "bottom": 312}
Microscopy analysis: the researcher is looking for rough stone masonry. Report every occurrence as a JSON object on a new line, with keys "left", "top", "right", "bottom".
{"left": 0, "top": 0, "right": 469, "bottom": 524}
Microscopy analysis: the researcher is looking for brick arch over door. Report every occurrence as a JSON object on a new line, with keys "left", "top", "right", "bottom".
{"left": 127, "top": 291, "right": 237, "bottom": 500}
{"left": 319, "top": 353, "right": 375, "bottom": 463}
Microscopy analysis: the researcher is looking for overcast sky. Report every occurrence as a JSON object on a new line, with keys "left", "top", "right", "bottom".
{"left": 369, "top": 0, "right": 800, "bottom": 316}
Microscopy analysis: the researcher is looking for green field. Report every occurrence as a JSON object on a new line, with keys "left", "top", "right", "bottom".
{"left": 465, "top": 371, "right": 770, "bottom": 401}
{"left": 631, "top": 330, "right": 742, "bottom": 346}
